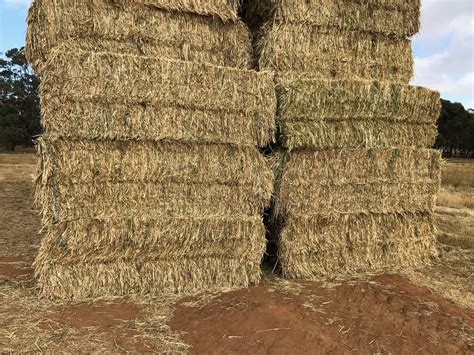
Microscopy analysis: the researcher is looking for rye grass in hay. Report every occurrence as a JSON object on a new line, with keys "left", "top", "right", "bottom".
{"left": 39, "top": 216, "right": 265, "bottom": 261}
{"left": 277, "top": 79, "right": 440, "bottom": 149}
{"left": 275, "top": 149, "right": 441, "bottom": 217}
{"left": 27, "top": 0, "right": 250, "bottom": 72}
{"left": 247, "top": 0, "right": 420, "bottom": 37}
{"left": 258, "top": 24, "right": 413, "bottom": 82}
{"left": 35, "top": 257, "right": 262, "bottom": 300}
{"left": 278, "top": 212, "right": 437, "bottom": 278}
{"left": 37, "top": 138, "right": 273, "bottom": 192}
{"left": 39, "top": 50, "right": 276, "bottom": 146}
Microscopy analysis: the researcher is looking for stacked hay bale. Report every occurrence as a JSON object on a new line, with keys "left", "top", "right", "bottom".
{"left": 27, "top": 0, "right": 276, "bottom": 299}
{"left": 248, "top": 0, "right": 442, "bottom": 277}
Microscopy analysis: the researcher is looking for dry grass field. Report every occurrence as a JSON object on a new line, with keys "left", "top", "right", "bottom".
{"left": 436, "top": 159, "right": 474, "bottom": 248}
{"left": 0, "top": 151, "right": 473, "bottom": 352}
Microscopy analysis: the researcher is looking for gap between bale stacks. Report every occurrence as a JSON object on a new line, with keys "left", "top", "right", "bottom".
{"left": 26, "top": 0, "right": 251, "bottom": 72}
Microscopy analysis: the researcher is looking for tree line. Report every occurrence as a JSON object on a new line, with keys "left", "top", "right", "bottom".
{"left": 0, "top": 47, "right": 473, "bottom": 157}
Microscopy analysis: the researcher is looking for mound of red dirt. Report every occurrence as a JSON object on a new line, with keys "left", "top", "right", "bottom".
{"left": 170, "top": 274, "right": 473, "bottom": 354}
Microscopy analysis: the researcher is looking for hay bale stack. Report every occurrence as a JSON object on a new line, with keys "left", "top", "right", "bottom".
{"left": 251, "top": 0, "right": 442, "bottom": 277}
{"left": 28, "top": 1, "right": 277, "bottom": 299}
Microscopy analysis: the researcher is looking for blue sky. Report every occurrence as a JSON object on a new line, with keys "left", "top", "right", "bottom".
{"left": 1, "top": 0, "right": 473, "bottom": 108}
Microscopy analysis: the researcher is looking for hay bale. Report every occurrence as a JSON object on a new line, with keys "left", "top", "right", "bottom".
{"left": 39, "top": 49, "right": 276, "bottom": 146}
{"left": 276, "top": 149, "right": 441, "bottom": 217}
{"left": 35, "top": 258, "right": 263, "bottom": 300}
{"left": 38, "top": 216, "right": 265, "bottom": 261}
{"left": 278, "top": 212, "right": 437, "bottom": 278}
{"left": 37, "top": 138, "right": 272, "bottom": 189}
{"left": 27, "top": 0, "right": 251, "bottom": 72}
{"left": 258, "top": 24, "right": 413, "bottom": 82}
{"left": 247, "top": 0, "right": 420, "bottom": 37}
{"left": 277, "top": 79, "right": 440, "bottom": 149}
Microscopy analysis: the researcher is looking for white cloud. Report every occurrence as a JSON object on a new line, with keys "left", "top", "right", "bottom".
{"left": 412, "top": 0, "right": 474, "bottom": 109}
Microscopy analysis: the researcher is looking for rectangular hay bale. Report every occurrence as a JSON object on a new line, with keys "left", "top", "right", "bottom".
{"left": 247, "top": 0, "right": 420, "bottom": 37}
{"left": 35, "top": 257, "right": 263, "bottom": 300}
{"left": 37, "top": 137, "right": 273, "bottom": 192}
{"left": 277, "top": 79, "right": 440, "bottom": 149}
{"left": 27, "top": 0, "right": 251, "bottom": 72}
{"left": 275, "top": 148, "right": 441, "bottom": 216}
{"left": 278, "top": 212, "right": 437, "bottom": 278}
{"left": 39, "top": 50, "right": 276, "bottom": 146}
{"left": 259, "top": 24, "right": 413, "bottom": 82}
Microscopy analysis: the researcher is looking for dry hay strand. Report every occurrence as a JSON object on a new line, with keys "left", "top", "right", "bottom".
{"left": 258, "top": 24, "right": 413, "bottom": 83}
{"left": 277, "top": 79, "right": 440, "bottom": 149}
{"left": 36, "top": 137, "right": 273, "bottom": 192}
{"left": 37, "top": 216, "right": 266, "bottom": 262}
{"left": 39, "top": 49, "right": 276, "bottom": 147}
{"left": 247, "top": 0, "right": 420, "bottom": 37}
{"left": 276, "top": 148, "right": 441, "bottom": 216}
{"left": 35, "top": 257, "right": 263, "bottom": 300}
{"left": 278, "top": 212, "right": 437, "bottom": 278}
{"left": 27, "top": 0, "right": 250, "bottom": 72}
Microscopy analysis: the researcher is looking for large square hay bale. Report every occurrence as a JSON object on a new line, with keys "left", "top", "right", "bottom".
{"left": 258, "top": 24, "right": 413, "bottom": 82}
{"left": 247, "top": 0, "right": 420, "bottom": 37}
{"left": 39, "top": 50, "right": 276, "bottom": 146}
{"left": 27, "top": 0, "right": 251, "bottom": 72}
{"left": 277, "top": 79, "right": 440, "bottom": 149}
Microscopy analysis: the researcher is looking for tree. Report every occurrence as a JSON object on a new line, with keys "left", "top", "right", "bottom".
{"left": 435, "top": 99, "right": 474, "bottom": 157}
{"left": 0, "top": 47, "right": 41, "bottom": 151}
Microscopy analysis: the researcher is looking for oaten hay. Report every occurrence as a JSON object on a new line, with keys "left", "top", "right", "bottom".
{"left": 281, "top": 120, "right": 436, "bottom": 149}
{"left": 39, "top": 216, "right": 265, "bottom": 260}
{"left": 280, "top": 149, "right": 441, "bottom": 185}
{"left": 278, "top": 212, "right": 437, "bottom": 278}
{"left": 36, "top": 181, "right": 272, "bottom": 223}
{"left": 247, "top": 0, "right": 420, "bottom": 37}
{"left": 39, "top": 49, "right": 276, "bottom": 146}
{"left": 36, "top": 222, "right": 266, "bottom": 264}
{"left": 41, "top": 100, "right": 273, "bottom": 147}
{"left": 258, "top": 24, "right": 413, "bottom": 82}
{"left": 35, "top": 257, "right": 262, "bottom": 300}
{"left": 278, "top": 181, "right": 438, "bottom": 216}
{"left": 27, "top": 0, "right": 250, "bottom": 72}
{"left": 275, "top": 148, "right": 441, "bottom": 217}
{"left": 37, "top": 137, "right": 273, "bottom": 192}
{"left": 277, "top": 79, "right": 440, "bottom": 149}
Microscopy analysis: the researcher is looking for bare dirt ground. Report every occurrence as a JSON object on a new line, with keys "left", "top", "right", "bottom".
{"left": 0, "top": 152, "right": 473, "bottom": 353}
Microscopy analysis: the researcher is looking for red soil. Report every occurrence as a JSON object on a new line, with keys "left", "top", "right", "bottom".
{"left": 170, "top": 275, "right": 473, "bottom": 354}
